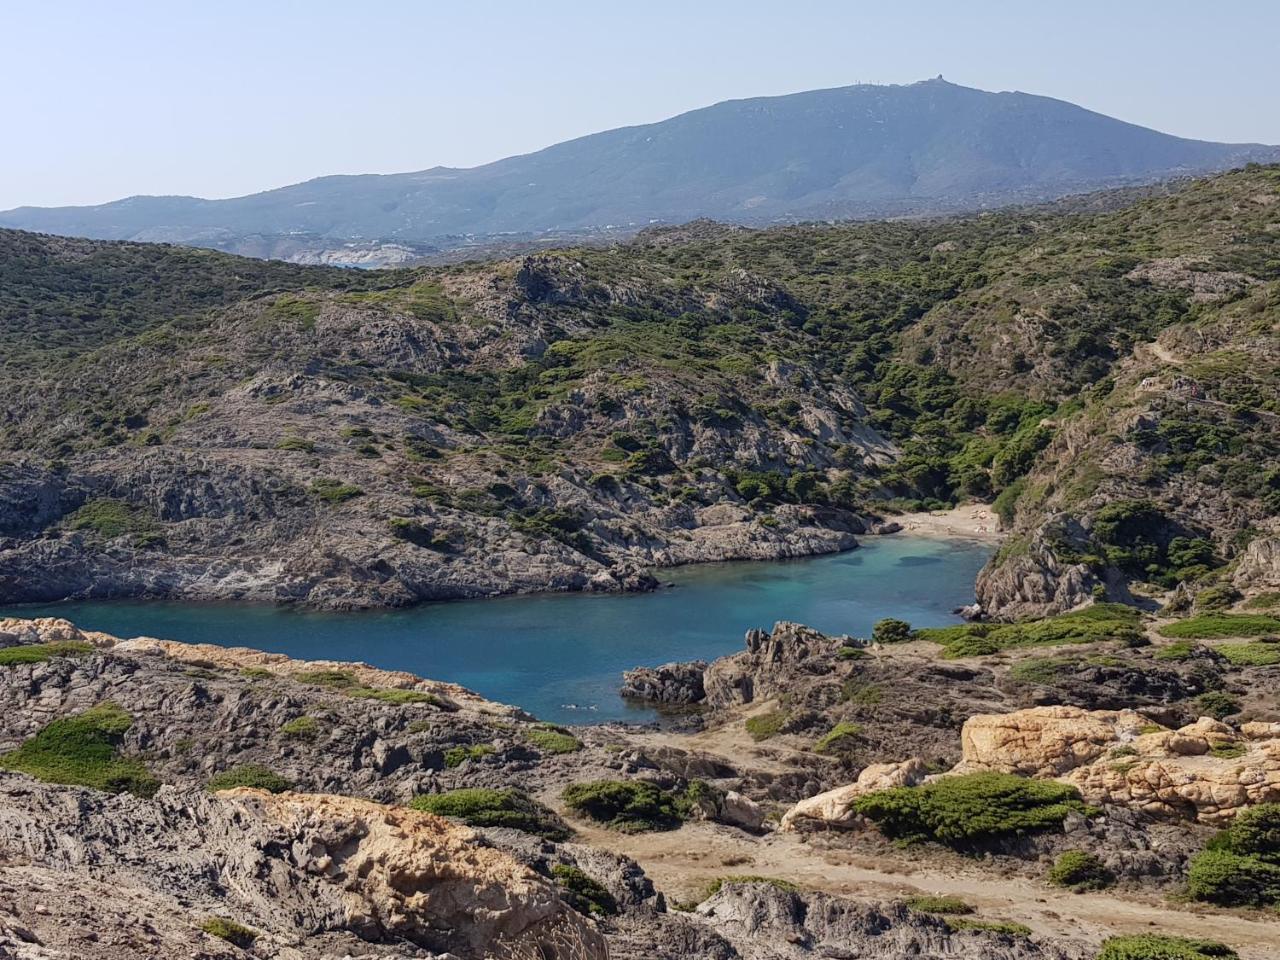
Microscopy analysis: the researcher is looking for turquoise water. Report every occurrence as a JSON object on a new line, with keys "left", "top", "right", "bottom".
{"left": 1, "top": 537, "right": 989, "bottom": 724}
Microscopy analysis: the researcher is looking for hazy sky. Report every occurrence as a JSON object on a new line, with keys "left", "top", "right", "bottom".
{"left": 4, "top": 0, "right": 1278, "bottom": 210}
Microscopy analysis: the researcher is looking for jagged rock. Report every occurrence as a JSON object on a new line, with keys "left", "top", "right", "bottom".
{"left": 779, "top": 758, "right": 928, "bottom": 831}
{"left": 703, "top": 621, "right": 839, "bottom": 707}
{"left": 1233, "top": 535, "right": 1280, "bottom": 590}
{"left": 0, "top": 777, "right": 606, "bottom": 960}
{"left": 974, "top": 520, "right": 1096, "bottom": 621}
{"left": 620, "top": 660, "right": 708, "bottom": 704}
{"left": 695, "top": 882, "right": 1081, "bottom": 959}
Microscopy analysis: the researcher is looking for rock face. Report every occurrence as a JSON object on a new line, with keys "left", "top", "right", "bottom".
{"left": 0, "top": 777, "right": 605, "bottom": 960}
{"left": 620, "top": 659, "right": 708, "bottom": 704}
{"left": 974, "top": 523, "right": 1096, "bottom": 621}
{"left": 958, "top": 706, "right": 1280, "bottom": 824}
{"left": 695, "top": 882, "right": 1079, "bottom": 960}
{"left": 703, "top": 621, "right": 845, "bottom": 708}
{"left": 1233, "top": 535, "right": 1280, "bottom": 590}
{"left": 779, "top": 758, "right": 928, "bottom": 832}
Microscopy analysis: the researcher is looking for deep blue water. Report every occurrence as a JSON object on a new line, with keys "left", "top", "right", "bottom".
{"left": 2, "top": 537, "right": 989, "bottom": 724}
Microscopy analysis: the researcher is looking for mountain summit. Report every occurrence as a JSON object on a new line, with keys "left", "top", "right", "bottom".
{"left": 4, "top": 79, "right": 1277, "bottom": 258}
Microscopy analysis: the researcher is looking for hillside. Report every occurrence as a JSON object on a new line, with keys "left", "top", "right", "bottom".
{"left": 0, "top": 165, "right": 1277, "bottom": 612}
{"left": 3, "top": 79, "right": 1278, "bottom": 263}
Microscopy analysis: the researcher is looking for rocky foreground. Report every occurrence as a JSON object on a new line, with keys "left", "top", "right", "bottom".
{"left": 2, "top": 601, "right": 1280, "bottom": 959}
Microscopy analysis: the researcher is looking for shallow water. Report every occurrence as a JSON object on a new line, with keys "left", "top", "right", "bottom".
{"left": 2, "top": 537, "right": 990, "bottom": 724}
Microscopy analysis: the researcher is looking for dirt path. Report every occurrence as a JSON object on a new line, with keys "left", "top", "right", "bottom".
{"left": 566, "top": 818, "right": 1280, "bottom": 959}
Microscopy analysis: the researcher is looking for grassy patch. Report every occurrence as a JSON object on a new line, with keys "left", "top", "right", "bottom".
{"left": 945, "top": 918, "right": 1032, "bottom": 936}
{"left": 1008, "top": 656, "right": 1078, "bottom": 685}
{"left": 1243, "top": 592, "right": 1280, "bottom": 610}
{"left": 0, "top": 703, "right": 158, "bottom": 796}
{"left": 1046, "top": 849, "right": 1113, "bottom": 891}
{"left": 1158, "top": 614, "right": 1280, "bottom": 639}
{"left": 410, "top": 788, "right": 569, "bottom": 841}
{"left": 207, "top": 764, "right": 292, "bottom": 794}
{"left": 308, "top": 478, "right": 363, "bottom": 503}
{"left": 0, "top": 641, "right": 94, "bottom": 666}
{"left": 852, "top": 772, "right": 1088, "bottom": 848}
{"left": 1097, "top": 935, "right": 1238, "bottom": 960}
{"left": 199, "top": 917, "right": 258, "bottom": 948}
{"left": 1216, "top": 641, "right": 1280, "bottom": 666}
{"left": 525, "top": 725, "right": 581, "bottom": 754}
{"left": 904, "top": 894, "right": 973, "bottom": 915}
{"left": 562, "top": 779, "right": 682, "bottom": 833}
{"left": 745, "top": 710, "right": 789, "bottom": 742}
{"left": 915, "top": 604, "right": 1142, "bottom": 658}
{"left": 552, "top": 864, "right": 618, "bottom": 917}
{"left": 349, "top": 687, "right": 439, "bottom": 706}
{"left": 814, "top": 721, "right": 863, "bottom": 756}
{"left": 1153, "top": 639, "right": 1201, "bottom": 661}
{"left": 292, "top": 668, "right": 358, "bottom": 688}
{"left": 1195, "top": 691, "right": 1240, "bottom": 719}
{"left": 443, "top": 744, "right": 494, "bottom": 768}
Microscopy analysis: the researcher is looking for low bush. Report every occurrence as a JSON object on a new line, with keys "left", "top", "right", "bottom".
{"left": 1154, "top": 639, "right": 1201, "bottom": 661}
{"left": 309, "top": 479, "right": 363, "bottom": 503}
{"left": 443, "top": 744, "right": 494, "bottom": 768}
{"left": 0, "top": 702, "right": 158, "bottom": 796}
{"left": 411, "top": 787, "right": 569, "bottom": 841}
{"left": 745, "top": 710, "right": 788, "bottom": 741}
{"left": 1096, "top": 935, "right": 1238, "bottom": 960}
{"left": 0, "top": 641, "right": 94, "bottom": 666}
{"left": 1194, "top": 691, "right": 1240, "bottom": 719}
{"left": 1009, "top": 656, "right": 1078, "bottom": 685}
{"left": 349, "top": 687, "right": 439, "bottom": 706}
{"left": 551, "top": 864, "right": 617, "bottom": 917}
{"left": 292, "top": 668, "right": 358, "bottom": 688}
{"left": 199, "top": 917, "right": 257, "bottom": 948}
{"left": 562, "top": 780, "right": 682, "bottom": 833}
{"left": 525, "top": 725, "right": 581, "bottom": 754}
{"left": 852, "top": 772, "right": 1088, "bottom": 848}
{"left": 1046, "top": 849, "right": 1113, "bottom": 890}
{"left": 904, "top": 894, "right": 973, "bottom": 915}
{"left": 836, "top": 645, "right": 869, "bottom": 660}
{"left": 871, "top": 618, "right": 913, "bottom": 644}
{"left": 814, "top": 721, "right": 863, "bottom": 756}
{"left": 1158, "top": 614, "right": 1280, "bottom": 639}
{"left": 207, "top": 764, "right": 292, "bottom": 794}
{"left": 1187, "top": 803, "right": 1280, "bottom": 907}
{"left": 916, "top": 604, "right": 1142, "bottom": 659}
{"left": 279, "top": 716, "right": 320, "bottom": 740}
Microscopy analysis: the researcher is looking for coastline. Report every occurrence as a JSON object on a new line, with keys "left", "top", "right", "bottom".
{"left": 881, "top": 502, "right": 1002, "bottom": 543}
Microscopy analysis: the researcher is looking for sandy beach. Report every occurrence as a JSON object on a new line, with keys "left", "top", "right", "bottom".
{"left": 883, "top": 502, "right": 1001, "bottom": 543}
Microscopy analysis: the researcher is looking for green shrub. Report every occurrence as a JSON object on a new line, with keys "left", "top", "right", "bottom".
{"left": 1096, "top": 935, "right": 1238, "bottom": 959}
{"left": 199, "top": 917, "right": 257, "bottom": 948}
{"left": 292, "top": 668, "right": 358, "bottom": 688}
{"left": 945, "top": 918, "right": 1032, "bottom": 936}
{"left": 525, "top": 725, "right": 581, "bottom": 754}
{"left": 0, "top": 641, "right": 94, "bottom": 666}
{"left": 1009, "top": 656, "right": 1077, "bottom": 685}
{"left": 1187, "top": 803, "right": 1280, "bottom": 907}
{"left": 836, "top": 645, "right": 869, "bottom": 660}
{"left": 64, "top": 498, "right": 145, "bottom": 539}
{"left": 872, "top": 618, "right": 913, "bottom": 644}
{"left": 1210, "top": 742, "right": 1247, "bottom": 759}
{"left": 1243, "top": 592, "right": 1280, "bottom": 610}
{"left": 551, "top": 864, "right": 618, "bottom": 916}
{"left": 279, "top": 716, "right": 320, "bottom": 740}
{"left": 904, "top": 894, "right": 973, "bottom": 915}
{"left": 562, "top": 780, "right": 682, "bottom": 833}
{"left": 275, "top": 436, "right": 315, "bottom": 452}
{"left": 349, "top": 686, "right": 438, "bottom": 705}
{"left": 852, "top": 772, "right": 1088, "bottom": 847}
{"left": 207, "top": 764, "right": 292, "bottom": 794}
{"left": 1046, "top": 849, "right": 1113, "bottom": 890}
{"left": 745, "top": 710, "right": 789, "bottom": 741}
{"left": 0, "top": 703, "right": 158, "bottom": 796}
{"left": 1195, "top": 691, "right": 1240, "bottom": 719}
{"left": 841, "top": 681, "right": 884, "bottom": 705}
{"left": 443, "top": 744, "right": 494, "bottom": 768}
{"left": 916, "top": 604, "right": 1141, "bottom": 659}
{"left": 411, "top": 788, "right": 569, "bottom": 841}
{"left": 1216, "top": 641, "right": 1280, "bottom": 666}
{"left": 1158, "top": 614, "right": 1280, "bottom": 639}
{"left": 814, "top": 721, "right": 863, "bottom": 756}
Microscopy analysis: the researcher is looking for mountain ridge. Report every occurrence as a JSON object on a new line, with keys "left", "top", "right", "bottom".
{"left": 4, "top": 79, "right": 1278, "bottom": 263}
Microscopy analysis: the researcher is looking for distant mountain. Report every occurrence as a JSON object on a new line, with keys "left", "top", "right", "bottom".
{"left": 4, "top": 78, "right": 1278, "bottom": 260}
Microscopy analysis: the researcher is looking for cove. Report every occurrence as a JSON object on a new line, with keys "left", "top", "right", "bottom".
{"left": 2, "top": 536, "right": 990, "bottom": 725}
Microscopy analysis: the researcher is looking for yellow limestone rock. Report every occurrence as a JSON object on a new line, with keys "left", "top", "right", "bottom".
{"left": 956, "top": 705, "right": 1149, "bottom": 777}
{"left": 221, "top": 789, "right": 607, "bottom": 960}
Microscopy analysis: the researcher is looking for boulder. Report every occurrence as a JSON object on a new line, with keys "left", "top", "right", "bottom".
{"left": 1233, "top": 535, "right": 1280, "bottom": 590}
{"left": 956, "top": 705, "right": 1150, "bottom": 777}
{"left": 620, "top": 660, "right": 707, "bottom": 704}
{"left": 779, "top": 758, "right": 928, "bottom": 831}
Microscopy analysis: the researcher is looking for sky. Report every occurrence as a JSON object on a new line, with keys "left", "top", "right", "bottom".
{"left": 3, "top": 0, "right": 1278, "bottom": 211}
